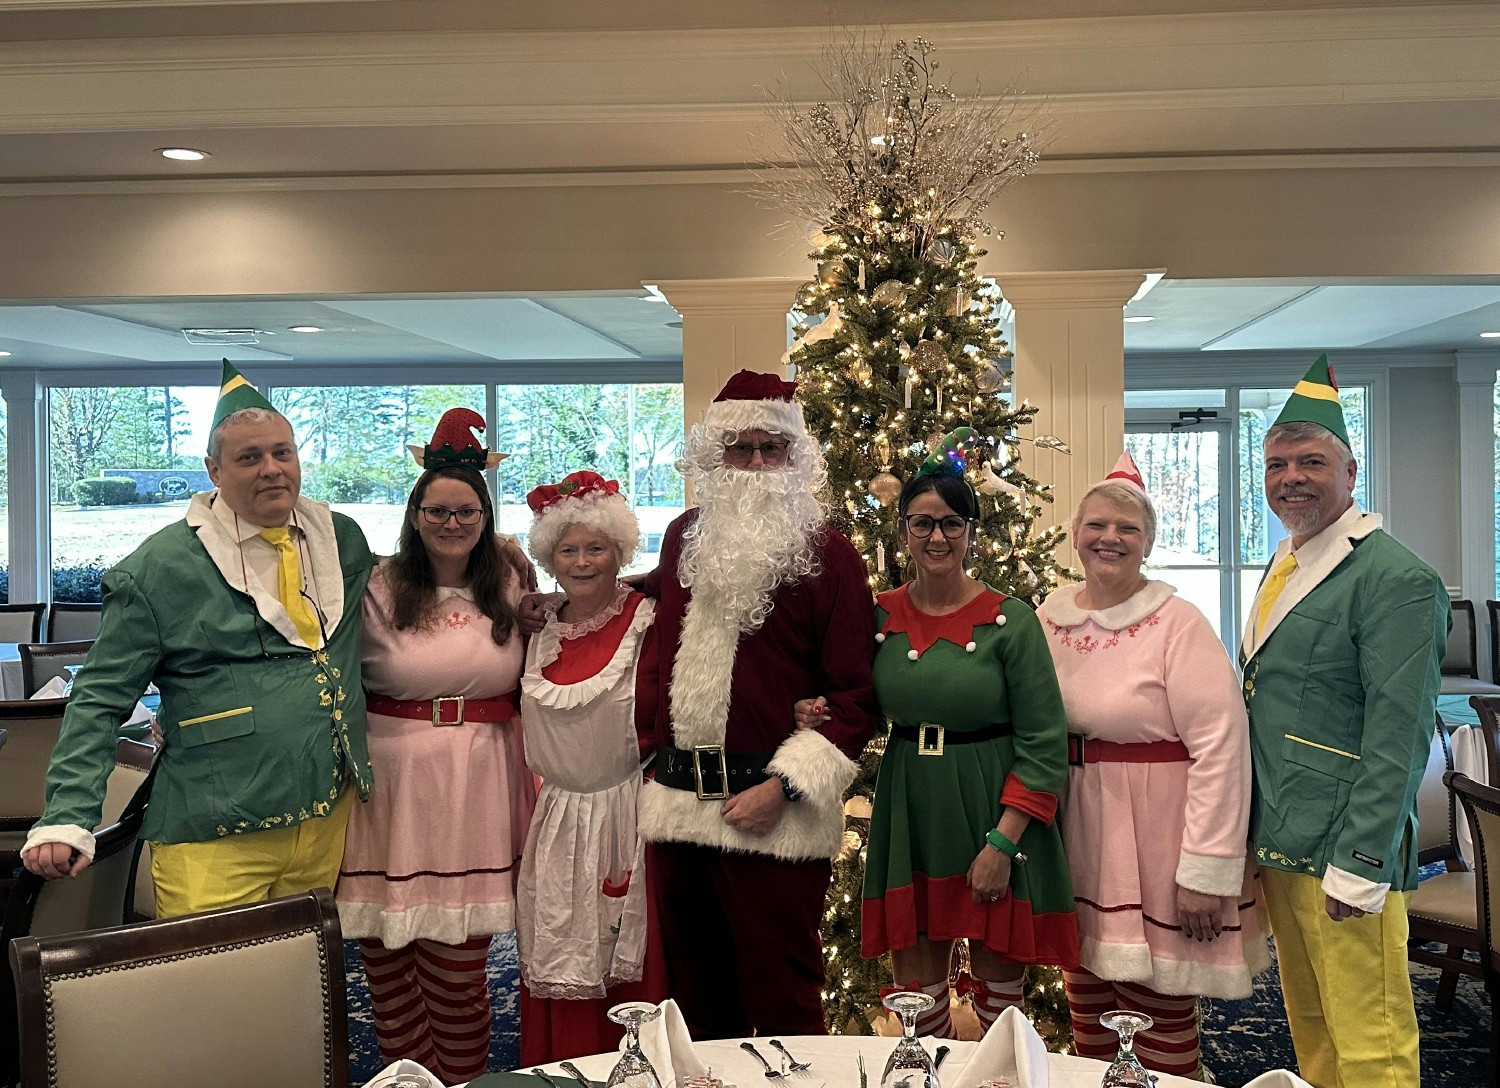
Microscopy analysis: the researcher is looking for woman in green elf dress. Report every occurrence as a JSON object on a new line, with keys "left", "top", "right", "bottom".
{"left": 803, "top": 437, "right": 1077, "bottom": 1036}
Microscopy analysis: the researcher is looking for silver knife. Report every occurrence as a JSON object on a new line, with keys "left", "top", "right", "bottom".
{"left": 533, "top": 1068, "right": 564, "bottom": 1088}
{"left": 560, "top": 1061, "right": 594, "bottom": 1088}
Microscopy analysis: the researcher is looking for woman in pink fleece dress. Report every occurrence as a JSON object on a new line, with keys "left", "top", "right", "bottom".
{"left": 1036, "top": 454, "right": 1267, "bottom": 1082}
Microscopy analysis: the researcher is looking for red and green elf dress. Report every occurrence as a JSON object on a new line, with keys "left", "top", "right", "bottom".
{"left": 861, "top": 585, "right": 1079, "bottom": 966}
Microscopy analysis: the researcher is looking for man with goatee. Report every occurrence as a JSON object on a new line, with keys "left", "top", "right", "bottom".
{"left": 639, "top": 369, "right": 877, "bottom": 1038}
{"left": 1241, "top": 355, "right": 1447, "bottom": 1088}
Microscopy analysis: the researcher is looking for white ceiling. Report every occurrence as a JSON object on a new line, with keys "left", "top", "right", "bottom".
{"left": 3, "top": 278, "right": 1499, "bottom": 373}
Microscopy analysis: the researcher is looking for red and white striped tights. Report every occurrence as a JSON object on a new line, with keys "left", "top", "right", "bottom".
{"left": 903, "top": 975, "right": 1026, "bottom": 1039}
{"left": 359, "top": 935, "right": 494, "bottom": 1085}
{"left": 1063, "top": 967, "right": 1202, "bottom": 1080}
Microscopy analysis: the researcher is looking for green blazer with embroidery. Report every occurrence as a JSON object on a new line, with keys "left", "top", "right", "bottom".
{"left": 36, "top": 512, "right": 375, "bottom": 845}
{"left": 1242, "top": 529, "right": 1447, "bottom": 894}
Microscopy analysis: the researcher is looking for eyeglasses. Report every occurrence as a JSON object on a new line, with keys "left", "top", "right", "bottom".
{"left": 419, "top": 506, "right": 483, "bottom": 526}
{"left": 902, "top": 514, "right": 974, "bottom": 539}
{"left": 722, "top": 439, "right": 791, "bottom": 466}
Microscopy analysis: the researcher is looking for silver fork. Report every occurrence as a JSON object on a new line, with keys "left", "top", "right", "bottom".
{"left": 560, "top": 1062, "right": 594, "bottom": 1088}
{"left": 769, "top": 1040, "right": 811, "bottom": 1076}
{"left": 533, "top": 1070, "right": 564, "bottom": 1088}
{"left": 740, "top": 1041, "right": 784, "bottom": 1078}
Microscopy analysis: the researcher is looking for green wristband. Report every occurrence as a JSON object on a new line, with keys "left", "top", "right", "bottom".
{"left": 985, "top": 828, "right": 1021, "bottom": 858}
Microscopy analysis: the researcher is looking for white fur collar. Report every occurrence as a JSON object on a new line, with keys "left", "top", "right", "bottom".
{"left": 1040, "top": 579, "right": 1176, "bottom": 631}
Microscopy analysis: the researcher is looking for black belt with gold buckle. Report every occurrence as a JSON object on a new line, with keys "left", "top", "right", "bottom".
{"left": 889, "top": 721, "right": 1015, "bottom": 756}
{"left": 655, "top": 745, "right": 778, "bottom": 800}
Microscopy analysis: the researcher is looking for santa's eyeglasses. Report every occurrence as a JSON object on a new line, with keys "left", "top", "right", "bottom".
{"left": 722, "top": 439, "right": 791, "bottom": 466}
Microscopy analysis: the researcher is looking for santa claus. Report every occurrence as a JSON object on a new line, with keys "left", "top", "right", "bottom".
{"left": 640, "top": 368, "right": 877, "bottom": 1038}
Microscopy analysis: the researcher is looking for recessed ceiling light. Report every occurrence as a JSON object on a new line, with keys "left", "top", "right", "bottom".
{"left": 1124, "top": 315, "right": 1156, "bottom": 324}
{"left": 288, "top": 326, "right": 324, "bottom": 333}
{"left": 1480, "top": 331, "right": 1500, "bottom": 339}
{"left": 0, "top": 350, "right": 11, "bottom": 357}
{"left": 157, "top": 147, "right": 210, "bottom": 161}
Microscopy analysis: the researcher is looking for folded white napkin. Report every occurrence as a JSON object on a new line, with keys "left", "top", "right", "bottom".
{"left": 636, "top": 999, "right": 707, "bottom": 1085}
{"left": 29, "top": 676, "right": 67, "bottom": 699}
{"left": 947, "top": 1006, "right": 1048, "bottom": 1088}
{"left": 360, "top": 1058, "right": 448, "bottom": 1087}
{"left": 1242, "top": 1072, "right": 1314, "bottom": 1088}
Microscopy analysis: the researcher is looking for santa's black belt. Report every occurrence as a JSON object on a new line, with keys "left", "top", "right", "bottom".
{"left": 656, "top": 745, "right": 776, "bottom": 801}
{"left": 889, "top": 722, "right": 1013, "bottom": 756}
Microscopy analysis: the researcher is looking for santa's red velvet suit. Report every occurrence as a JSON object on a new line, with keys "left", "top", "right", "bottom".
{"left": 641, "top": 511, "right": 876, "bottom": 1036}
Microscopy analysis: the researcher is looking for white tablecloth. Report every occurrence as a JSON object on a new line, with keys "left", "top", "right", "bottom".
{"left": 531, "top": 1034, "right": 1199, "bottom": 1088}
{"left": 0, "top": 642, "right": 22, "bottom": 700}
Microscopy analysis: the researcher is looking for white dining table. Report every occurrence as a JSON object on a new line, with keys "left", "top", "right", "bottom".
{"left": 518, "top": 1033, "right": 1199, "bottom": 1088}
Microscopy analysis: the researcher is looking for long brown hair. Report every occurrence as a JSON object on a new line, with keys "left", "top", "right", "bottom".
{"left": 386, "top": 465, "right": 518, "bottom": 645}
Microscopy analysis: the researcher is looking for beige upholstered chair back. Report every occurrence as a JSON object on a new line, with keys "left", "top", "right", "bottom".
{"left": 0, "top": 697, "right": 69, "bottom": 853}
{"left": 47, "top": 603, "right": 104, "bottom": 643}
{"left": 96, "top": 737, "right": 156, "bottom": 921}
{"left": 9, "top": 888, "right": 349, "bottom": 1088}
{"left": 0, "top": 602, "right": 45, "bottom": 643}
{"left": 1415, "top": 716, "right": 1458, "bottom": 863}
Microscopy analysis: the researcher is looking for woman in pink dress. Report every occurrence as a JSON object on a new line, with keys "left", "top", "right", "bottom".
{"left": 337, "top": 409, "right": 536, "bottom": 1085}
{"left": 515, "top": 471, "right": 667, "bottom": 1064}
{"left": 1035, "top": 451, "right": 1268, "bottom": 1082}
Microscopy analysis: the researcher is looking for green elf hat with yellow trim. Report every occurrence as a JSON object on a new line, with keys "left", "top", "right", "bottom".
{"left": 211, "top": 359, "right": 277, "bottom": 431}
{"left": 1271, "top": 354, "right": 1350, "bottom": 448}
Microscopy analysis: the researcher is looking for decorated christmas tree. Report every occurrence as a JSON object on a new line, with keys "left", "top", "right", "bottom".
{"left": 754, "top": 37, "right": 1075, "bottom": 1047}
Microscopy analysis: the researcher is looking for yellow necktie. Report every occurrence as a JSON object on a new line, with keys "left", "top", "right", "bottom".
{"left": 259, "top": 526, "right": 322, "bottom": 648}
{"left": 1255, "top": 552, "right": 1299, "bottom": 638}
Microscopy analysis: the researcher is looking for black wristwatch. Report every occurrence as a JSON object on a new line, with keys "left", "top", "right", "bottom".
{"left": 778, "top": 774, "right": 804, "bottom": 802}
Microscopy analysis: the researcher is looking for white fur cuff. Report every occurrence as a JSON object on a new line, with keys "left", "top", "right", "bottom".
{"left": 767, "top": 728, "right": 859, "bottom": 812}
{"left": 1174, "top": 850, "right": 1247, "bottom": 898}
{"left": 23, "top": 823, "right": 97, "bottom": 862}
{"left": 639, "top": 779, "right": 845, "bottom": 861}
{"left": 1322, "top": 864, "right": 1390, "bottom": 914}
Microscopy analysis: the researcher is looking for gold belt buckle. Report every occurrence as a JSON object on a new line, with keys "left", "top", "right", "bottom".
{"left": 918, "top": 723, "right": 945, "bottom": 756}
{"left": 692, "top": 744, "right": 729, "bottom": 800}
{"left": 432, "top": 695, "right": 465, "bottom": 726}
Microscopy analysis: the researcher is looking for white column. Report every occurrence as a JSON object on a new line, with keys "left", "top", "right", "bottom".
{"left": 1456, "top": 350, "right": 1498, "bottom": 679}
{"left": 998, "top": 270, "right": 1149, "bottom": 535}
{"left": 653, "top": 278, "right": 801, "bottom": 438}
{"left": 1, "top": 369, "right": 49, "bottom": 603}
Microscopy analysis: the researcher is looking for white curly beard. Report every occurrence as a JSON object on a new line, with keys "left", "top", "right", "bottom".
{"left": 678, "top": 465, "right": 823, "bottom": 635}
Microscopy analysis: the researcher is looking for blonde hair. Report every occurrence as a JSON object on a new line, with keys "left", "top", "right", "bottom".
{"left": 1073, "top": 479, "right": 1157, "bottom": 554}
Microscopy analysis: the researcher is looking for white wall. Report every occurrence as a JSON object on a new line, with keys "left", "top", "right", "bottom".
{"left": 1386, "top": 365, "right": 1462, "bottom": 585}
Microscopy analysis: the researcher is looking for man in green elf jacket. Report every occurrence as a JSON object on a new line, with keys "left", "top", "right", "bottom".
{"left": 1241, "top": 355, "right": 1448, "bottom": 1088}
{"left": 22, "top": 362, "right": 375, "bottom": 917}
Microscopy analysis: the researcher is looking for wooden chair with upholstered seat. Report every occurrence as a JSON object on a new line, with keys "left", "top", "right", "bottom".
{"left": 1, "top": 791, "right": 148, "bottom": 1087}
{"left": 1447, "top": 772, "right": 1500, "bottom": 1087}
{"left": 0, "top": 697, "right": 71, "bottom": 867}
{"left": 1407, "top": 714, "right": 1483, "bottom": 1009}
{"left": 45, "top": 602, "right": 103, "bottom": 643}
{"left": 0, "top": 603, "right": 46, "bottom": 644}
{"left": 1444, "top": 600, "right": 1500, "bottom": 696}
{"left": 1471, "top": 695, "right": 1500, "bottom": 785}
{"left": 17, "top": 639, "right": 94, "bottom": 698}
{"left": 9, "top": 887, "right": 350, "bottom": 1088}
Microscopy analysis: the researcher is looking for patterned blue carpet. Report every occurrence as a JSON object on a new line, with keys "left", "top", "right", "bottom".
{"left": 345, "top": 933, "right": 1491, "bottom": 1088}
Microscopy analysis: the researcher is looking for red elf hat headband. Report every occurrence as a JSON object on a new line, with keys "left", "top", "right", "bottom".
{"left": 409, "top": 407, "right": 507, "bottom": 470}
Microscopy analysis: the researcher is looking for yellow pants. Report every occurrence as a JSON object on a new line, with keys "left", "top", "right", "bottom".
{"left": 1260, "top": 867, "right": 1419, "bottom": 1088}
{"left": 150, "top": 787, "right": 355, "bottom": 918}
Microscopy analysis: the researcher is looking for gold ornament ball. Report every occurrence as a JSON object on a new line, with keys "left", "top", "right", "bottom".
{"left": 911, "top": 339, "right": 947, "bottom": 375}
{"left": 872, "top": 279, "right": 907, "bottom": 304}
{"left": 868, "top": 471, "right": 902, "bottom": 505}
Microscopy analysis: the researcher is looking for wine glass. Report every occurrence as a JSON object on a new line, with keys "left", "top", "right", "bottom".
{"left": 880, "top": 991, "right": 940, "bottom": 1088}
{"left": 1098, "top": 1010, "right": 1155, "bottom": 1087}
{"left": 606, "top": 1001, "right": 664, "bottom": 1088}
{"left": 61, "top": 664, "right": 83, "bottom": 696}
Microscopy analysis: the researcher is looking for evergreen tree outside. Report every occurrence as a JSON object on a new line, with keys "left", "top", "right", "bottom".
{"left": 755, "top": 36, "right": 1075, "bottom": 1044}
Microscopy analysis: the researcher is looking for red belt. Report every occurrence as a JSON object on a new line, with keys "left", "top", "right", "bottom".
{"left": 1067, "top": 734, "right": 1190, "bottom": 766}
{"left": 366, "top": 691, "right": 518, "bottom": 726}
